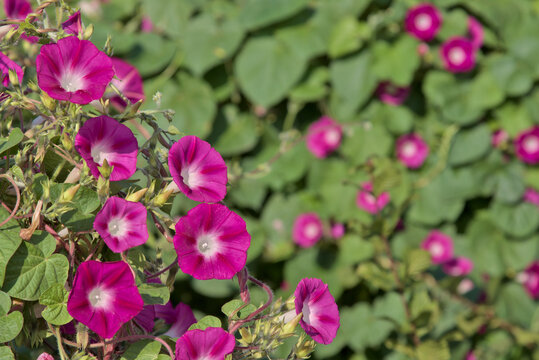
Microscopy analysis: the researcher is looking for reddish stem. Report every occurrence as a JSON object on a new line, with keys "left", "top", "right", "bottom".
{"left": 0, "top": 174, "right": 20, "bottom": 228}
{"left": 229, "top": 276, "right": 274, "bottom": 334}
{"left": 146, "top": 260, "right": 177, "bottom": 280}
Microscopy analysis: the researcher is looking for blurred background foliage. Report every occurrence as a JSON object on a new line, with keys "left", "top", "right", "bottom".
{"left": 4, "top": 0, "right": 539, "bottom": 358}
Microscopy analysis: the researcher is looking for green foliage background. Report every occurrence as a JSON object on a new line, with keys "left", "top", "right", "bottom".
{"left": 1, "top": 0, "right": 539, "bottom": 359}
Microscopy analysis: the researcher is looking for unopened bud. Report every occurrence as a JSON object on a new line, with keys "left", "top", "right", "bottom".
{"left": 61, "top": 132, "right": 73, "bottom": 152}
{"left": 82, "top": 23, "right": 93, "bottom": 40}
{"left": 8, "top": 68, "right": 19, "bottom": 87}
{"left": 126, "top": 188, "right": 148, "bottom": 202}
{"left": 60, "top": 184, "right": 81, "bottom": 202}
{"left": 281, "top": 312, "right": 302, "bottom": 336}
{"left": 239, "top": 327, "right": 254, "bottom": 344}
{"left": 96, "top": 176, "right": 109, "bottom": 198}
{"left": 41, "top": 93, "right": 56, "bottom": 111}
{"left": 153, "top": 189, "right": 173, "bottom": 207}
{"left": 294, "top": 334, "right": 316, "bottom": 359}
{"left": 76, "top": 323, "right": 89, "bottom": 350}
{"left": 98, "top": 159, "right": 113, "bottom": 179}
{"left": 125, "top": 99, "right": 143, "bottom": 117}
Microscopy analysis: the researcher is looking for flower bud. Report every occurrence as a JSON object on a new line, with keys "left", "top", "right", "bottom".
{"left": 40, "top": 93, "right": 56, "bottom": 111}
{"left": 82, "top": 23, "right": 93, "bottom": 40}
{"left": 152, "top": 189, "right": 173, "bottom": 207}
{"left": 61, "top": 132, "right": 73, "bottom": 152}
{"left": 125, "top": 188, "right": 148, "bottom": 202}
{"left": 60, "top": 184, "right": 80, "bottom": 202}
{"left": 294, "top": 334, "right": 316, "bottom": 359}
{"left": 76, "top": 323, "right": 89, "bottom": 350}
{"left": 98, "top": 158, "right": 113, "bottom": 179}
{"left": 8, "top": 68, "right": 19, "bottom": 87}
{"left": 239, "top": 327, "right": 254, "bottom": 345}
{"left": 281, "top": 312, "right": 302, "bottom": 336}
{"left": 97, "top": 176, "right": 109, "bottom": 198}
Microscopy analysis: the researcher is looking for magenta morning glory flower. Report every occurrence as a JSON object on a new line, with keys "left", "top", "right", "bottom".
{"left": 62, "top": 11, "right": 83, "bottom": 36}
{"left": 396, "top": 133, "right": 429, "bottom": 169}
{"left": 0, "top": 51, "right": 24, "bottom": 87}
{"left": 67, "top": 261, "right": 143, "bottom": 339}
{"left": 173, "top": 203, "right": 251, "bottom": 280}
{"left": 107, "top": 58, "right": 145, "bottom": 111}
{"left": 356, "top": 181, "right": 390, "bottom": 214}
{"left": 155, "top": 302, "right": 197, "bottom": 338}
{"left": 376, "top": 81, "right": 410, "bottom": 106}
{"left": 421, "top": 230, "right": 454, "bottom": 264}
{"left": 74, "top": 116, "right": 138, "bottom": 181}
{"left": 175, "top": 327, "right": 235, "bottom": 360}
{"left": 468, "top": 17, "right": 484, "bottom": 50}
{"left": 440, "top": 37, "right": 476, "bottom": 73}
{"left": 141, "top": 16, "right": 154, "bottom": 33}
{"left": 292, "top": 213, "right": 323, "bottom": 248}
{"left": 134, "top": 304, "right": 155, "bottom": 333}
{"left": 305, "top": 116, "right": 343, "bottom": 159}
{"left": 518, "top": 261, "right": 539, "bottom": 299}
{"left": 168, "top": 136, "right": 228, "bottom": 203}
{"left": 37, "top": 354, "right": 54, "bottom": 360}
{"left": 36, "top": 36, "right": 114, "bottom": 104}
{"left": 515, "top": 126, "right": 539, "bottom": 164}
{"left": 93, "top": 196, "right": 148, "bottom": 253}
{"left": 442, "top": 257, "right": 474, "bottom": 276}
{"left": 294, "top": 278, "right": 340, "bottom": 345}
{"left": 4, "top": 0, "right": 31, "bottom": 19}
{"left": 404, "top": 3, "right": 442, "bottom": 41}
{"left": 492, "top": 129, "right": 508, "bottom": 148}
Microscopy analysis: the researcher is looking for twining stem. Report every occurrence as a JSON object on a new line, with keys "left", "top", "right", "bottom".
{"left": 150, "top": 211, "right": 174, "bottom": 243}
{"left": 146, "top": 259, "right": 177, "bottom": 280}
{"left": 0, "top": 174, "right": 21, "bottom": 227}
{"left": 229, "top": 276, "right": 274, "bottom": 334}
{"left": 380, "top": 234, "right": 420, "bottom": 347}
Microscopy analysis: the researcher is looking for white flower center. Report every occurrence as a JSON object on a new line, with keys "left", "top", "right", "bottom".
{"left": 324, "top": 129, "right": 340, "bottom": 146}
{"left": 180, "top": 167, "right": 202, "bottom": 188}
{"left": 365, "top": 193, "right": 376, "bottom": 205}
{"left": 197, "top": 233, "right": 219, "bottom": 256}
{"left": 304, "top": 223, "right": 320, "bottom": 239}
{"left": 108, "top": 217, "right": 127, "bottom": 237}
{"left": 88, "top": 286, "right": 112, "bottom": 309}
{"left": 524, "top": 136, "right": 539, "bottom": 154}
{"left": 60, "top": 70, "right": 85, "bottom": 92}
{"left": 90, "top": 142, "right": 112, "bottom": 166}
{"left": 429, "top": 243, "right": 444, "bottom": 257}
{"left": 415, "top": 13, "right": 432, "bottom": 31}
{"left": 401, "top": 141, "right": 417, "bottom": 158}
{"left": 449, "top": 47, "right": 466, "bottom": 65}
{"left": 302, "top": 299, "right": 315, "bottom": 326}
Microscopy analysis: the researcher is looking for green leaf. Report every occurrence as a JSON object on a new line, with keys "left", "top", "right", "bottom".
{"left": 188, "top": 315, "right": 221, "bottom": 331}
{"left": 338, "top": 235, "right": 375, "bottom": 265}
{"left": 124, "top": 33, "right": 176, "bottom": 77}
{"left": 373, "top": 292, "right": 407, "bottom": 327}
{"left": 235, "top": 37, "right": 307, "bottom": 107}
{"left": 0, "top": 346, "right": 14, "bottom": 360}
{"left": 238, "top": 0, "right": 310, "bottom": 30}
{"left": 60, "top": 210, "right": 94, "bottom": 232}
{"left": 372, "top": 36, "right": 420, "bottom": 86}
{"left": 158, "top": 73, "right": 217, "bottom": 138}
{"left": 341, "top": 122, "right": 392, "bottom": 165}
{"left": 120, "top": 339, "right": 162, "bottom": 360}
{"left": 495, "top": 283, "right": 536, "bottom": 329}
{"left": 289, "top": 67, "right": 329, "bottom": 102}
{"left": 0, "top": 208, "right": 22, "bottom": 287}
{"left": 141, "top": 0, "right": 193, "bottom": 38}
{"left": 137, "top": 283, "right": 170, "bottom": 306}
{"left": 214, "top": 108, "right": 259, "bottom": 157}
{"left": 181, "top": 15, "right": 244, "bottom": 76}
{"left": 72, "top": 186, "right": 100, "bottom": 214}
{"left": 485, "top": 54, "right": 534, "bottom": 97}
{"left": 191, "top": 278, "right": 236, "bottom": 298}
{"left": 416, "top": 340, "right": 450, "bottom": 360}
{"left": 221, "top": 299, "right": 257, "bottom": 319}
{"left": 2, "top": 241, "right": 69, "bottom": 301}
{"left": 39, "top": 283, "right": 72, "bottom": 326}
{"left": 330, "top": 50, "right": 377, "bottom": 120}
{"left": 0, "top": 291, "right": 10, "bottom": 316}
{"left": 0, "top": 311, "right": 23, "bottom": 342}
{"left": 449, "top": 124, "right": 491, "bottom": 166}
{"left": 328, "top": 17, "right": 364, "bottom": 58}
{"left": 0, "top": 128, "right": 23, "bottom": 156}
{"left": 347, "top": 303, "right": 394, "bottom": 352}
{"left": 490, "top": 202, "right": 539, "bottom": 238}
{"left": 404, "top": 249, "right": 432, "bottom": 277}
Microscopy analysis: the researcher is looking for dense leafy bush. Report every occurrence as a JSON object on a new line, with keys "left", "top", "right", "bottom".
{"left": 1, "top": 0, "right": 539, "bottom": 359}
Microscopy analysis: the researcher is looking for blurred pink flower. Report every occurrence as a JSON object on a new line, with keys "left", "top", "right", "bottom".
{"left": 141, "top": 16, "right": 154, "bottom": 33}
{"left": 376, "top": 81, "right": 410, "bottom": 106}
{"left": 515, "top": 126, "right": 539, "bottom": 164}
{"left": 292, "top": 213, "right": 323, "bottom": 248}
{"left": 491, "top": 129, "right": 508, "bottom": 148}
{"left": 93, "top": 196, "right": 148, "bottom": 253}
{"left": 468, "top": 17, "right": 484, "bottom": 49}
{"left": 524, "top": 188, "right": 539, "bottom": 207}
{"left": 36, "top": 36, "right": 114, "bottom": 104}
{"left": 294, "top": 278, "right": 340, "bottom": 345}
{"left": 519, "top": 261, "right": 539, "bottom": 299}
{"left": 396, "top": 133, "right": 429, "bottom": 169}
{"left": 421, "top": 230, "right": 454, "bottom": 264}
{"left": 330, "top": 222, "right": 345, "bottom": 239}
{"left": 74, "top": 116, "right": 138, "bottom": 181}
{"left": 442, "top": 257, "right": 474, "bottom": 276}
{"left": 67, "top": 261, "right": 143, "bottom": 338}
{"left": 175, "top": 327, "right": 235, "bottom": 360}
{"left": 155, "top": 302, "right": 197, "bottom": 338}
{"left": 62, "top": 11, "right": 82, "bottom": 36}
{"left": 356, "top": 181, "right": 390, "bottom": 214}
{"left": 168, "top": 136, "right": 228, "bottom": 203}
{"left": 0, "top": 51, "right": 23, "bottom": 87}
{"left": 466, "top": 351, "right": 477, "bottom": 360}
{"left": 404, "top": 3, "right": 442, "bottom": 41}
{"left": 174, "top": 203, "right": 250, "bottom": 280}
{"left": 3, "top": 0, "right": 38, "bottom": 42}
{"left": 417, "top": 42, "right": 429, "bottom": 56}
{"left": 306, "top": 116, "right": 343, "bottom": 158}
{"left": 440, "top": 37, "right": 476, "bottom": 73}
{"left": 457, "top": 278, "right": 474, "bottom": 294}
{"left": 37, "top": 354, "right": 54, "bottom": 360}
